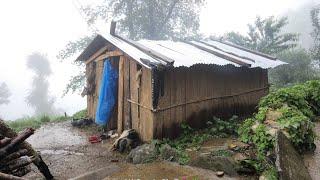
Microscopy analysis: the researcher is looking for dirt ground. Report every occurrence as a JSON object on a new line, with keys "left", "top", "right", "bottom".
{"left": 303, "top": 121, "right": 320, "bottom": 180}
{"left": 25, "top": 121, "right": 123, "bottom": 179}
{"left": 24, "top": 120, "right": 320, "bottom": 180}
{"left": 24, "top": 121, "right": 235, "bottom": 180}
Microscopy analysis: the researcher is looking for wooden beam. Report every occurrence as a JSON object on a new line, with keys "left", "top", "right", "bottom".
{"left": 123, "top": 58, "right": 131, "bottom": 129}
{"left": 95, "top": 50, "right": 124, "bottom": 62}
{"left": 117, "top": 56, "right": 125, "bottom": 133}
{"left": 114, "top": 35, "right": 171, "bottom": 65}
{"left": 185, "top": 41, "right": 251, "bottom": 67}
{"left": 110, "top": 21, "right": 117, "bottom": 35}
{"left": 128, "top": 40, "right": 175, "bottom": 64}
{"left": 85, "top": 46, "right": 109, "bottom": 65}
{"left": 217, "top": 40, "right": 277, "bottom": 60}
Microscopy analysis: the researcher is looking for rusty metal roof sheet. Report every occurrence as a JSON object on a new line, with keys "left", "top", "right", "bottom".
{"left": 76, "top": 34, "right": 286, "bottom": 69}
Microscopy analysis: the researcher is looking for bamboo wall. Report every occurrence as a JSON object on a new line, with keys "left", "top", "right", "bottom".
{"left": 153, "top": 64, "right": 268, "bottom": 139}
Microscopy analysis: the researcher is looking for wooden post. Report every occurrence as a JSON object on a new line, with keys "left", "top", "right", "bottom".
{"left": 117, "top": 56, "right": 124, "bottom": 133}
{"left": 110, "top": 21, "right": 116, "bottom": 35}
{"left": 123, "top": 58, "right": 131, "bottom": 129}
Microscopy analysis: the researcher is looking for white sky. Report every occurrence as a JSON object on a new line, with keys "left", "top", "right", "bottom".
{"left": 0, "top": 0, "right": 315, "bottom": 120}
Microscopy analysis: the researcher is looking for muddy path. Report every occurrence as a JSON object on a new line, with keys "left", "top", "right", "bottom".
{"left": 24, "top": 121, "right": 236, "bottom": 180}
{"left": 25, "top": 121, "right": 123, "bottom": 179}
{"left": 304, "top": 121, "right": 320, "bottom": 180}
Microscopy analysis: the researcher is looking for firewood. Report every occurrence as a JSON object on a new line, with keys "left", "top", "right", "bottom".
{"left": 0, "top": 172, "right": 26, "bottom": 180}
{"left": 0, "top": 120, "right": 53, "bottom": 180}
{"left": 0, "top": 128, "right": 34, "bottom": 159}
{"left": 1, "top": 156, "right": 33, "bottom": 172}
{"left": 0, "top": 149, "right": 28, "bottom": 164}
{"left": 11, "top": 166, "right": 31, "bottom": 177}
{"left": 0, "top": 138, "right": 12, "bottom": 148}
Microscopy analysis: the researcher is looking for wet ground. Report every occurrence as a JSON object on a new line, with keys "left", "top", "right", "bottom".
{"left": 25, "top": 121, "right": 236, "bottom": 179}
{"left": 303, "top": 121, "right": 320, "bottom": 180}
{"left": 106, "top": 162, "right": 235, "bottom": 180}
{"left": 25, "top": 121, "right": 123, "bottom": 179}
{"left": 24, "top": 120, "right": 320, "bottom": 179}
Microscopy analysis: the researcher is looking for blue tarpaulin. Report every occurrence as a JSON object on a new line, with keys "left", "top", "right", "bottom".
{"left": 95, "top": 59, "right": 118, "bottom": 125}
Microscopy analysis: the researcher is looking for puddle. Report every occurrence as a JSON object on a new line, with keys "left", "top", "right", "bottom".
{"left": 303, "top": 121, "right": 320, "bottom": 180}
{"left": 40, "top": 149, "right": 84, "bottom": 156}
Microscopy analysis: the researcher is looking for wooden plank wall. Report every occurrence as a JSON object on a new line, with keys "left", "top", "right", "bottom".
{"left": 154, "top": 64, "right": 268, "bottom": 139}
{"left": 128, "top": 59, "right": 154, "bottom": 141}
{"left": 86, "top": 57, "right": 119, "bottom": 130}
{"left": 86, "top": 63, "right": 96, "bottom": 119}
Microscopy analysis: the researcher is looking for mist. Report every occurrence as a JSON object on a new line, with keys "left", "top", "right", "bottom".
{"left": 282, "top": 1, "right": 319, "bottom": 49}
{"left": 0, "top": 82, "right": 11, "bottom": 105}
{"left": 25, "top": 52, "right": 60, "bottom": 116}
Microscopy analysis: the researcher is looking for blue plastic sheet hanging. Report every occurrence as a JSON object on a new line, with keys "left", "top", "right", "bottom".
{"left": 95, "top": 59, "right": 118, "bottom": 126}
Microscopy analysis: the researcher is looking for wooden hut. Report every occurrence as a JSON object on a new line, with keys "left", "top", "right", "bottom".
{"left": 76, "top": 30, "right": 285, "bottom": 142}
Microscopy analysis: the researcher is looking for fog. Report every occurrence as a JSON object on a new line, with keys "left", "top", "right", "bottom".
{"left": 25, "top": 53, "right": 61, "bottom": 115}
{"left": 0, "top": 0, "right": 318, "bottom": 120}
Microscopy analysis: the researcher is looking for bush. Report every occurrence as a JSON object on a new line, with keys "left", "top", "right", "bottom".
{"left": 238, "top": 80, "right": 320, "bottom": 172}
{"left": 72, "top": 109, "right": 87, "bottom": 119}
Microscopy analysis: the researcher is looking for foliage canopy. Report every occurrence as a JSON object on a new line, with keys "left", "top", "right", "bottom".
{"left": 223, "top": 16, "right": 299, "bottom": 55}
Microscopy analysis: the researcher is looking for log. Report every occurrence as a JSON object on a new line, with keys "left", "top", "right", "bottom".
{"left": 0, "top": 128, "right": 34, "bottom": 159}
{"left": 12, "top": 166, "right": 31, "bottom": 177}
{"left": 0, "top": 172, "right": 26, "bottom": 180}
{"left": 0, "top": 120, "right": 54, "bottom": 180}
{"left": 1, "top": 156, "right": 33, "bottom": 172}
{"left": 0, "top": 138, "right": 12, "bottom": 148}
{"left": 0, "top": 149, "right": 28, "bottom": 164}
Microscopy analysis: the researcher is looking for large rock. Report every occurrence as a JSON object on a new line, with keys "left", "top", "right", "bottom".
{"left": 275, "top": 131, "right": 312, "bottom": 180}
{"left": 189, "top": 154, "right": 239, "bottom": 176}
{"left": 127, "top": 143, "right": 157, "bottom": 164}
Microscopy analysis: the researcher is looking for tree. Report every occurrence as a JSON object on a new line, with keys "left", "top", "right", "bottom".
{"left": 0, "top": 82, "right": 11, "bottom": 105}
{"left": 223, "top": 16, "right": 299, "bottom": 55}
{"left": 26, "top": 53, "right": 57, "bottom": 115}
{"left": 269, "top": 49, "right": 318, "bottom": 87}
{"left": 311, "top": 5, "right": 320, "bottom": 62}
{"left": 58, "top": 0, "right": 206, "bottom": 94}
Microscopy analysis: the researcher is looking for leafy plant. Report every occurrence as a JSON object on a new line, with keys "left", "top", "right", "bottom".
{"left": 238, "top": 80, "right": 320, "bottom": 173}
{"left": 72, "top": 109, "right": 87, "bottom": 119}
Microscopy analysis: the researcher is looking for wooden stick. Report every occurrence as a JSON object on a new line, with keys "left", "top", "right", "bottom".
{"left": 0, "top": 172, "right": 26, "bottom": 180}
{"left": 0, "top": 149, "right": 28, "bottom": 164}
{"left": 0, "top": 138, "right": 12, "bottom": 148}
{"left": 0, "top": 128, "right": 34, "bottom": 159}
{"left": 0, "top": 120, "right": 53, "bottom": 180}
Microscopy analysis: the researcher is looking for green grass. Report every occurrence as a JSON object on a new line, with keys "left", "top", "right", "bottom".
{"left": 7, "top": 115, "right": 70, "bottom": 132}
{"left": 72, "top": 109, "right": 87, "bottom": 119}
{"left": 6, "top": 109, "right": 88, "bottom": 132}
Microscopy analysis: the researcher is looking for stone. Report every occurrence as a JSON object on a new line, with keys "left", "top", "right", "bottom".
{"left": 127, "top": 143, "right": 157, "bottom": 164}
{"left": 233, "top": 153, "right": 248, "bottom": 161}
{"left": 275, "top": 131, "right": 312, "bottom": 180}
{"left": 258, "top": 175, "right": 267, "bottom": 180}
{"left": 159, "top": 144, "right": 178, "bottom": 161}
{"left": 189, "top": 154, "right": 239, "bottom": 176}
{"left": 216, "top": 171, "right": 224, "bottom": 177}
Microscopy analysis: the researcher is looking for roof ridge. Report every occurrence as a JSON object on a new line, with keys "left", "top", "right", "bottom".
{"left": 197, "top": 40, "right": 255, "bottom": 63}
{"left": 184, "top": 41, "right": 251, "bottom": 67}
{"left": 211, "top": 40, "right": 277, "bottom": 60}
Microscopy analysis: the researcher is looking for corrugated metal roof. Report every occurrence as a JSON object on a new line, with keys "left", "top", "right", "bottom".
{"left": 76, "top": 34, "right": 286, "bottom": 69}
